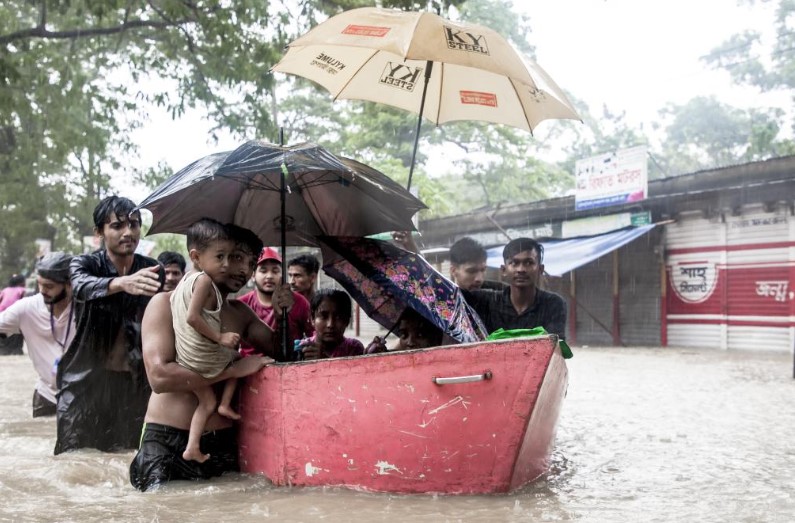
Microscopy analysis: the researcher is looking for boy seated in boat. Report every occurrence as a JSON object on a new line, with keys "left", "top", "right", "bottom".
{"left": 365, "top": 308, "right": 444, "bottom": 353}
{"left": 297, "top": 289, "right": 364, "bottom": 359}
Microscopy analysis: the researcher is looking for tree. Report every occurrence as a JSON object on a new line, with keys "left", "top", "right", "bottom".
{"left": 1, "top": 1, "right": 478, "bottom": 279}
{"left": 702, "top": 0, "right": 795, "bottom": 146}
{"left": 0, "top": 1, "right": 295, "bottom": 279}
{"left": 703, "top": 1, "right": 795, "bottom": 94}
{"left": 652, "top": 96, "right": 794, "bottom": 176}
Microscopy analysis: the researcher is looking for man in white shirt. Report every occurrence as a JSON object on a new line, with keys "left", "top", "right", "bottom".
{"left": 0, "top": 252, "right": 75, "bottom": 417}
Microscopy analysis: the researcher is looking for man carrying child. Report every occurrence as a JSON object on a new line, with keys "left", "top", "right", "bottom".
{"left": 129, "top": 222, "right": 293, "bottom": 491}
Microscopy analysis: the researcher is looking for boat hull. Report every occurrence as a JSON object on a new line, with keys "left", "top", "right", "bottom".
{"left": 238, "top": 336, "right": 568, "bottom": 494}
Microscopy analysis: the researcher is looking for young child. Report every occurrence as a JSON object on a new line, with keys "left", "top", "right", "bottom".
{"left": 170, "top": 220, "right": 242, "bottom": 463}
{"left": 365, "top": 308, "right": 444, "bottom": 353}
{"left": 297, "top": 289, "right": 364, "bottom": 359}
{"left": 394, "top": 308, "right": 443, "bottom": 350}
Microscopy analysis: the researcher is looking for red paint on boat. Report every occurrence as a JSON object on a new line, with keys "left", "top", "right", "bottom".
{"left": 238, "top": 336, "right": 568, "bottom": 494}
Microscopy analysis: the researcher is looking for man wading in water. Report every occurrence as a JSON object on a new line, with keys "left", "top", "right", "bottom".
{"left": 130, "top": 224, "right": 293, "bottom": 491}
{"left": 56, "top": 196, "right": 161, "bottom": 454}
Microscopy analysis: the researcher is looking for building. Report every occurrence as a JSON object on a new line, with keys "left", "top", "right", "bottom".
{"left": 418, "top": 156, "right": 795, "bottom": 352}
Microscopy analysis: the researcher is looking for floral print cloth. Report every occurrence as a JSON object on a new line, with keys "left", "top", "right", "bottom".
{"left": 321, "top": 236, "right": 487, "bottom": 344}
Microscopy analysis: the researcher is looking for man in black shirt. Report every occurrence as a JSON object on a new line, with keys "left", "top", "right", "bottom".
{"left": 462, "top": 238, "right": 567, "bottom": 339}
{"left": 56, "top": 196, "right": 161, "bottom": 454}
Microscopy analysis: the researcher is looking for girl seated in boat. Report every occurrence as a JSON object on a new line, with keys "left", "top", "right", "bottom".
{"left": 297, "top": 289, "right": 364, "bottom": 359}
{"left": 365, "top": 308, "right": 444, "bottom": 353}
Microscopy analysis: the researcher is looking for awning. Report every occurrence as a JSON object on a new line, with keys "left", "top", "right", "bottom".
{"left": 487, "top": 224, "right": 657, "bottom": 277}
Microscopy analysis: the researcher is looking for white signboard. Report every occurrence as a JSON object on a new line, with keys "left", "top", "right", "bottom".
{"left": 575, "top": 145, "right": 648, "bottom": 211}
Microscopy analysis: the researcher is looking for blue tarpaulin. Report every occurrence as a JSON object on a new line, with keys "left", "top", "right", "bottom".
{"left": 486, "top": 224, "right": 657, "bottom": 277}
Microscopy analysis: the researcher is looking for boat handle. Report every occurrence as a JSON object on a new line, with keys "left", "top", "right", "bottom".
{"left": 433, "top": 370, "right": 492, "bottom": 385}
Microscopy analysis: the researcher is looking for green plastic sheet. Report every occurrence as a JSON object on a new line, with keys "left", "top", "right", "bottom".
{"left": 486, "top": 327, "right": 573, "bottom": 359}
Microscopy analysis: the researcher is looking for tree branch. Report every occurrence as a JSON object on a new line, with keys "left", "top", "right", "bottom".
{"left": 39, "top": 0, "right": 46, "bottom": 29}
{"left": 0, "top": 18, "right": 190, "bottom": 46}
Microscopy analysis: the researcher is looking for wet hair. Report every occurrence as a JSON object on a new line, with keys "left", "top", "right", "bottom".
{"left": 288, "top": 254, "right": 320, "bottom": 275}
{"left": 7, "top": 274, "right": 25, "bottom": 287}
{"left": 310, "top": 289, "right": 352, "bottom": 324}
{"left": 186, "top": 218, "right": 229, "bottom": 252}
{"left": 225, "top": 223, "right": 264, "bottom": 260}
{"left": 35, "top": 253, "right": 73, "bottom": 283}
{"left": 503, "top": 237, "right": 544, "bottom": 264}
{"left": 92, "top": 195, "right": 139, "bottom": 230}
{"left": 449, "top": 237, "right": 486, "bottom": 265}
{"left": 157, "top": 251, "right": 186, "bottom": 272}
{"left": 398, "top": 308, "right": 443, "bottom": 348}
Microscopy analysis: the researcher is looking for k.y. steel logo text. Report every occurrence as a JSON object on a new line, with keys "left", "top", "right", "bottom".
{"left": 444, "top": 27, "right": 489, "bottom": 54}
{"left": 380, "top": 63, "right": 422, "bottom": 91}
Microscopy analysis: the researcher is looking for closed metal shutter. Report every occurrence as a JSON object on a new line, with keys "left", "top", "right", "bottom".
{"left": 665, "top": 211, "right": 727, "bottom": 349}
{"left": 665, "top": 204, "right": 794, "bottom": 352}
{"left": 619, "top": 227, "right": 663, "bottom": 346}
{"left": 569, "top": 255, "right": 615, "bottom": 346}
{"left": 724, "top": 204, "right": 794, "bottom": 352}
{"left": 543, "top": 228, "right": 662, "bottom": 347}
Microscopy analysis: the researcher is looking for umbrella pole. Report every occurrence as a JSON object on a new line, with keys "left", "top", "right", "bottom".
{"left": 406, "top": 60, "right": 433, "bottom": 191}
{"left": 279, "top": 129, "right": 290, "bottom": 361}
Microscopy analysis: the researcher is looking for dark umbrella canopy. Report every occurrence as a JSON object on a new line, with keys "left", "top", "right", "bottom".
{"left": 320, "top": 236, "right": 487, "bottom": 345}
{"left": 137, "top": 140, "right": 427, "bottom": 246}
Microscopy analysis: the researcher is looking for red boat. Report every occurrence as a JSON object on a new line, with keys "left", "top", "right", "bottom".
{"left": 238, "top": 335, "right": 568, "bottom": 494}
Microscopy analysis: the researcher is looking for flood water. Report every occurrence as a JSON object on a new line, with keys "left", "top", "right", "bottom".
{"left": 1, "top": 347, "right": 794, "bottom": 522}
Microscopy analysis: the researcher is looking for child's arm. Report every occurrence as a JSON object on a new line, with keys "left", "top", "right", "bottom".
{"left": 143, "top": 293, "right": 269, "bottom": 393}
{"left": 186, "top": 274, "right": 240, "bottom": 348}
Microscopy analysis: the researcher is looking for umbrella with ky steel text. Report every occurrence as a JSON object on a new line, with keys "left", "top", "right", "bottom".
{"left": 272, "top": 7, "right": 581, "bottom": 189}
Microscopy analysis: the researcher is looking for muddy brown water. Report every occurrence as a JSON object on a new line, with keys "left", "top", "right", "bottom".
{"left": 1, "top": 347, "right": 793, "bottom": 522}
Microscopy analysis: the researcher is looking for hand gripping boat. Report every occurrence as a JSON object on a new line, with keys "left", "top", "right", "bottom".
{"left": 238, "top": 335, "right": 568, "bottom": 494}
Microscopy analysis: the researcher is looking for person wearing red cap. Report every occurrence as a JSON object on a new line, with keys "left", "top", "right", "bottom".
{"left": 234, "top": 247, "right": 314, "bottom": 356}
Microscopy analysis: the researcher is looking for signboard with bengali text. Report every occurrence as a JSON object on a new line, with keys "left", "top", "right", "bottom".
{"left": 575, "top": 146, "right": 648, "bottom": 211}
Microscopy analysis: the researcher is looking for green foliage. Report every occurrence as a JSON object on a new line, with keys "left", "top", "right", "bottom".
{"left": 704, "top": 1, "right": 795, "bottom": 93}
{"left": 651, "top": 96, "right": 793, "bottom": 175}
{"left": 0, "top": 0, "right": 297, "bottom": 279}
{"left": 703, "top": 0, "right": 795, "bottom": 139}
{"left": 5, "top": 0, "right": 794, "bottom": 282}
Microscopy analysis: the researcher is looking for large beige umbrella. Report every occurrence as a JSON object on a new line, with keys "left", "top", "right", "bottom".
{"left": 272, "top": 7, "right": 580, "bottom": 188}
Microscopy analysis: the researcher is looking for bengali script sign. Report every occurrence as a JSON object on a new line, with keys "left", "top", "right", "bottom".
{"left": 755, "top": 280, "right": 793, "bottom": 303}
{"left": 669, "top": 262, "right": 718, "bottom": 304}
{"left": 575, "top": 146, "right": 648, "bottom": 211}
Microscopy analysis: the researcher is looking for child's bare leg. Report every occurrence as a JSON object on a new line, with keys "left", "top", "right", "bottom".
{"left": 183, "top": 386, "right": 217, "bottom": 463}
{"left": 217, "top": 378, "right": 240, "bottom": 420}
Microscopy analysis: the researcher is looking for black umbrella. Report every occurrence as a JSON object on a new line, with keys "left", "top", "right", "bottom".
{"left": 137, "top": 140, "right": 427, "bottom": 359}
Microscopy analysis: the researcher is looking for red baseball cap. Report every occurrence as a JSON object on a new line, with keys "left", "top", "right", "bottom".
{"left": 257, "top": 246, "right": 282, "bottom": 265}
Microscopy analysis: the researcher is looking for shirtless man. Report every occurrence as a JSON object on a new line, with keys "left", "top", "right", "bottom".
{"left": 129, "top": 224, "right": 293, "bottom": 491}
